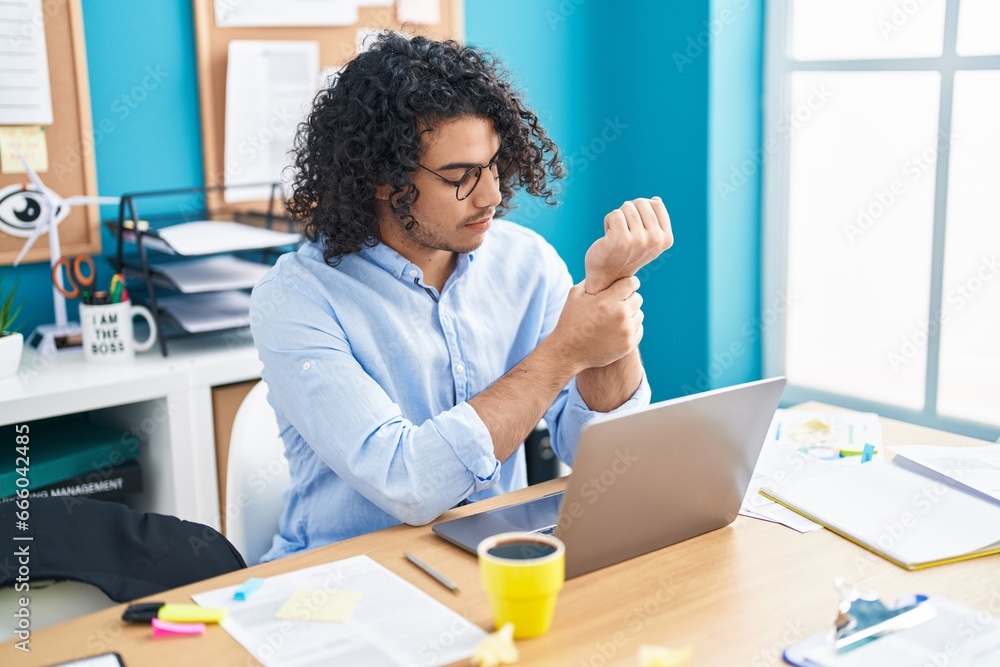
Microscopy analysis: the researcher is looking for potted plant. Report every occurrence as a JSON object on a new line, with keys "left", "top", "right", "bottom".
{"left": 0, "top": 277, "right": 24, "bottom": 377}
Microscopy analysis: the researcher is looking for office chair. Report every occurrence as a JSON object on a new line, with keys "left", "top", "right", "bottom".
{"left": 225, "top": 379, "right": 289, "bottom": 565}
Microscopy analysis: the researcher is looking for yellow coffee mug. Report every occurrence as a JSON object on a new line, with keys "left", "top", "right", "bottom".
{"left": 478, "top": 532, "right": 565, "bottom": 639}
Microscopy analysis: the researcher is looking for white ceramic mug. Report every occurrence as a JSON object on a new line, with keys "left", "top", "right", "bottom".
{"left": 79, "top": 300, "right": 157, "bottom": 361}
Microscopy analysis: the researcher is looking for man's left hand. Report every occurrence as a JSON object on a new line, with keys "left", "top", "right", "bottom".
{"left": 584, "top": 196, "right": 673, "bottom": 294}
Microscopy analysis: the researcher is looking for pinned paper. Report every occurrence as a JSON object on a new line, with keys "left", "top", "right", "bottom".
{"left": 396, "top": 0, "right": 441, "bottom": 24}
{"left": 637, "top": 644, "right": 694, "bottom": 667}
{"left": 151, "top": 617, "right": 205, "bottom": 638}
{"left": 0, "top": 126, "right": 48, "bottom": 174}
{"left": 275, "top": 589, "right": 364, "bottom": 622}
{"left": 234, "top": 577, "right": 265, "bottom": 601}
{"left": 471, "top": 622, "right": 519, "bottom": 667}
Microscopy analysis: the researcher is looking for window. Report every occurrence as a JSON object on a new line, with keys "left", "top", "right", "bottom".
{"left": 763, "top": 0, "right": 1000, "bottom": 439}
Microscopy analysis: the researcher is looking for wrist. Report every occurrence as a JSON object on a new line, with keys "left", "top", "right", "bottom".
{"left": 584, "top": 273, "right": 614, "bottom": 295}
{"left": 538, "top": 331, "right": 587, "bottom": 378}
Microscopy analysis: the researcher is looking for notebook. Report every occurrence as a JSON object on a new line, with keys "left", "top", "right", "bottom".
{"left": 760, "top": 445, "right": 1000, "bottom": 570}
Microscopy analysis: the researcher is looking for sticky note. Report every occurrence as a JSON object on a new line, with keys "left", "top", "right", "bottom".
{"left": 275, "top": 589, "right": 364, "bottom": 623}
{"left": 471, "top": 622, "right": 519, "bottom": 667}
{"left": 234, "top": 577, "right": 265, "bottom": 601}
{"left": 151, "top": 617, "right": 205, "bottom": 638}
{"left": 637, "top": 644, "right": 694, "bottom": 667}
{"left": 0, "top": 126, "right": 48, "bottom": 174}
{"left": 157, "top": 603, "right": 227, "bottom": 624}
{"left": 861, "top": 443, "right": 875, "bottom": 464}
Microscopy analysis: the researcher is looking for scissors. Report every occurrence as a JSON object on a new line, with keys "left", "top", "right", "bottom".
{"left": 51, "top": 254, "right": 96, "bottom": 300}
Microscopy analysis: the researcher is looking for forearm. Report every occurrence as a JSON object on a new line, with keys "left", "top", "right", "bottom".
{"left": 576, "top": 348, "right": 644, "bottom": 412}
{"left": 469, "top": 336, "right": 582, "bottom": 463}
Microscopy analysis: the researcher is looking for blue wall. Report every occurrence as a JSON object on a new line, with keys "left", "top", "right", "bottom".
{"left": 3, "top": 1, "right": 764, "bottom": 400}
{"left": 469, "top": 1, "right": 764, "bottom": 398}
{"left": 0, "top": 0, "right": 204, "bottom": 336}
{"left": 708, "top": 0, "right": 764, "bottom": 391}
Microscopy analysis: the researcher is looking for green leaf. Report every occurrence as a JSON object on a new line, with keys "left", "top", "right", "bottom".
{"left": 0, "top": 277, "right": 22, "bottom": 336}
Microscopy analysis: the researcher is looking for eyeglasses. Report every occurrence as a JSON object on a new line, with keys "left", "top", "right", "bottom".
{"left": 417, "top": 147, "right": 511, "bottom": 201}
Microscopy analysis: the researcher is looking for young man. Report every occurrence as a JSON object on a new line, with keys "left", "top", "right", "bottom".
{"left": 250, "top": 32, "right": 672, "bottom": 562}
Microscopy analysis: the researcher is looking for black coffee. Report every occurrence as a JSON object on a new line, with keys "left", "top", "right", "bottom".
{"left": 487, "top": 540, "right": 557, "bottom": 560}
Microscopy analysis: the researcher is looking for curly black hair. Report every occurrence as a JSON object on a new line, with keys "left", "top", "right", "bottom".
{"left": 286, "top": 31, "right": 566, "bottom": 265}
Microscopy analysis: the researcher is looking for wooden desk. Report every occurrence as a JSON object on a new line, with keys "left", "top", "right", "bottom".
{"left": 3, "top": 405, "right": 997, "bottom": 666}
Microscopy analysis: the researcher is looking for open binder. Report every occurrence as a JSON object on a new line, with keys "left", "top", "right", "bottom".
{"left": 760, "top": 445, "right": 1000, "bottom": 570}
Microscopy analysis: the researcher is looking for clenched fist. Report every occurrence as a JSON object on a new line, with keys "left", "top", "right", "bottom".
{"left": 584, "top": 196, "right": 673, "bottom": 294}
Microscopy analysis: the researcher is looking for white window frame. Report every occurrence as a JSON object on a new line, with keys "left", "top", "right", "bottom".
{"left": 762, "top": 0, "right": 1000, "bottom": 441}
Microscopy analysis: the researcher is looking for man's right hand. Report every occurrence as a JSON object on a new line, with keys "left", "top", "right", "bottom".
{"left": 547, "top": 276, "right": 644, "bottom": 373}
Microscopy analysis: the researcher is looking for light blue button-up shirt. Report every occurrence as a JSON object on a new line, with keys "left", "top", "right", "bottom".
{"left": 250, "top": 219, "right": 650, "bottom": 562}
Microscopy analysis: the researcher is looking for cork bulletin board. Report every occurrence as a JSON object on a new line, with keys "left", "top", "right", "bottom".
{"left": 0, "top": 0, "right": 101, "bottom": 265}
{"left": 191, "top": 0, "right": 464, "bottom": 214}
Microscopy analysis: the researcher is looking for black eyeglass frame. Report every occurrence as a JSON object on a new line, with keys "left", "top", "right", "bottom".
{"left": 416, "top": 147, "right": 510, "bottom": 201}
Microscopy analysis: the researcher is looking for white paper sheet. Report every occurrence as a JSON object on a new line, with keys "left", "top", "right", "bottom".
{"left": 890, "top": 444, "right": 1000, "bottom": 503}
{"left": 396, "top": 0, "right": 441, "bottom": 25}
{"left": 740, "top": 410, "right": 885, "bottom": 532}
{"left": 192, "top": 555, "right": 487, "bottom": 667}
{"left": 156, "top": 221, "right": 300, "bottom": 256}
{"left": 224, "top": 41, "right": 318, "bottom": 202}
{"left": 156, "top": 292, "right": 251, "bottom": 333}
{"left": 214, "top": 0, "right": 358, "bottom": 27}
{"left": 0, "top": 0, "right": 54, "bottom": 125}
{"left": 148, "top": 256, "right": 272, "bottom": 293}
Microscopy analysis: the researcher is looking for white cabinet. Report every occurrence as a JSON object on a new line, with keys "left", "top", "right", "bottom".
{"left": 0, "top": 333, "right": 262, "bottom": 530}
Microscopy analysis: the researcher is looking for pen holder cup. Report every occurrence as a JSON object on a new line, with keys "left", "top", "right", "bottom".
{"left": 79, "top": 300, "right": 157, "bottom": 362}
{"left": 478, "top": 532, "right": 565, "bottom": 639}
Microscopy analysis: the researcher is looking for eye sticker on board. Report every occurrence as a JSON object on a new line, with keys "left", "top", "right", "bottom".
{"left": 0, "top": 184, "right": 48, "bottom": 237}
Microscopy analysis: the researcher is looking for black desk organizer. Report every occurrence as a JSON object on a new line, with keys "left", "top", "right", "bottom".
{"left": 110, "top": 183, "right": 300, "bottom": 356}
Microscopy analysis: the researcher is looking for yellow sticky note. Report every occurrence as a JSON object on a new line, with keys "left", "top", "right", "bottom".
{"left": 0, "top": 126, "right": 49, "bottom": 174}
{"left": 637, "top": 644, "right": 694, "bottom": 667}
{"left": 471, "top": 622, "right": 519, "bottom": 667}
{"left": 275, "top": 589, "right": 363, "bottom": 623}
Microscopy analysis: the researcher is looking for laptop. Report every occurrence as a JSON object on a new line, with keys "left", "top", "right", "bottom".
{"left": 433, "top": 377, "right": 786, "bottom": 578}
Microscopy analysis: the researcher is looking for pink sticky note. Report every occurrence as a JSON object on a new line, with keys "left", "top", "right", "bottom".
{"left": 151, "top": 617, "right": 206, "bottom": 638}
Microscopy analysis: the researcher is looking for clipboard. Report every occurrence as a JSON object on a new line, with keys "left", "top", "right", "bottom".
{"left": 784, "top": 595, "right": 1000, "bottom": 666}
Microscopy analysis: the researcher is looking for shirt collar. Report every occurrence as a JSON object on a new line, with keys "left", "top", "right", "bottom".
{"left": 358, "top": 240, "right": 476, "bottom": 283}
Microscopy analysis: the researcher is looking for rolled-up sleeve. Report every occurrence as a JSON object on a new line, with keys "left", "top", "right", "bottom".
{"left": 545, "top": 374, "right": 651, "bottom": 467}
{"left": 251, "top": 277, "right": 500, "bottom": 526}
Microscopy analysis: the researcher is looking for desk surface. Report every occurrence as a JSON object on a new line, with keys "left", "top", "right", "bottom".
{"left": 3, "top": 403, "right": 997, "bottom": 666}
